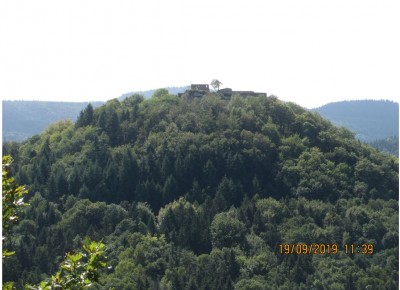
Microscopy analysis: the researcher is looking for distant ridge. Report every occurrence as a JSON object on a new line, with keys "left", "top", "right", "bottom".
{"left": 2, "top": 100, "right": 104, "bottom": 142}
{"left": 118, "top": 86, "right": 189, "bottom": 100}
{"left": 313, "top": 100, "right": 399, "bottom": 142}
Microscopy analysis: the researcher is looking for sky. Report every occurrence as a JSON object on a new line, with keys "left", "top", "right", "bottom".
{"left": 0, "top": 0, "right": 399, "bottom": 109}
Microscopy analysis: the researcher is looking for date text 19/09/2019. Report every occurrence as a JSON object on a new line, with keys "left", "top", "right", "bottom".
{"left": 278, "top": 243, "right": 374, "bottom": 255}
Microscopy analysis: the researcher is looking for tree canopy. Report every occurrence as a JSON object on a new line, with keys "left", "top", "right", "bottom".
{"left": 211, "top": 79, "right": 222, "bottom": 91}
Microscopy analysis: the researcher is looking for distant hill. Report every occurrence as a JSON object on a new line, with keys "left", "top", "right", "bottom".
{"left": 2, "top": 101, "right": 104, "bottom": 142}
{"left": 2, "top": 87, "right": 189, "bottom": 142}
{"left": 313, "top": 100, "right": 399, "bottom": 142}
{"left": 118, "top": 86, "right": 189, "bottom": 100}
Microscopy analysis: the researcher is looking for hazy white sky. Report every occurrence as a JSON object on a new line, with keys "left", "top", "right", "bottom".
{"left": 0, "top": 0, "right": 399, "bottom": 108}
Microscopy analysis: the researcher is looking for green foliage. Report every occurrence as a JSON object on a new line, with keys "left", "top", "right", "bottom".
{"left": 211, "top": 79, "right": 222, "bottom": 91}
{"left": 2, "top": 155, "right": 29, "bottom": 259}
{"left": 27, "top": 238, "right": 107, "bottom": 290}
{"left": 158, "top": 197, "right": 203, "bottom": 250}
{"left": 152, "top": 88, "right": 170, "bottom": 98}
{"left": 211, "top": 210, "right": 246, "bottom": 249}
{"left": 2, "top": 156, "right": 109, "bottom": 289}
{"left": 75, "top": 104, "right": 94, "bottom": 128}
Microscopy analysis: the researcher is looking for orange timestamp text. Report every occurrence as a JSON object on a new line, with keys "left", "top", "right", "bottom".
{"left": 278, "top": 243, "right": 374, "bottom": 255}
{"left": 279, "top": 243, "right": 338, "bottom": 255}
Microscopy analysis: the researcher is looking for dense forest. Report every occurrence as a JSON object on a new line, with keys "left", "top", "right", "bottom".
{"left": 3, "top": 90, "right": 399, "bottom": 289}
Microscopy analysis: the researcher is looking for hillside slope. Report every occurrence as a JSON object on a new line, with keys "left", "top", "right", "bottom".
{"left": 313, "top": 100, "right": 399, "bottom": 142}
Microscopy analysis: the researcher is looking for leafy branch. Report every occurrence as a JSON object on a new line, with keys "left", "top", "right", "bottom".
{"left": 27, "top": 238, "right": 108, "bottom": 290}
{"left": 2, "top": 155, "right": 29, "bottom": 259}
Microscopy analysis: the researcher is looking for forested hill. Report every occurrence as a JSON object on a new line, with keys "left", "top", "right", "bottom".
{"left": 3, "top": 90, "right": 399, "bottom": 289}
{"left": 313, "top": 100, "right": 399, "bottom": 142}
